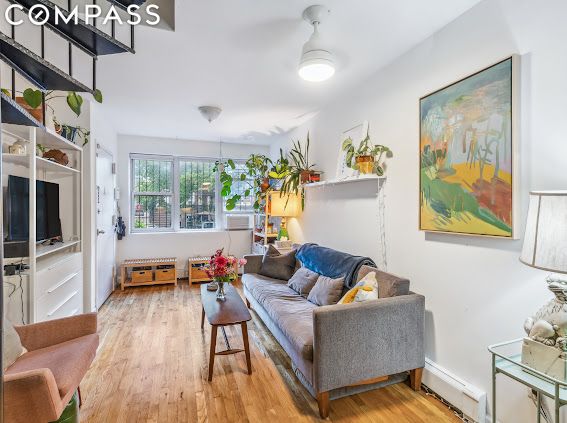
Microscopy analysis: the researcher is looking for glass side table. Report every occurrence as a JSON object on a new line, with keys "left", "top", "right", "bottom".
{"left": 489, "top": 339, "right": 567, "bottom": 423}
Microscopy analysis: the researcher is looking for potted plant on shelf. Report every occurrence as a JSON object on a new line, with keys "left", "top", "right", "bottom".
{"left": 342, "top": 128, "right": 393, "bottom": 175}
{"left": 53, "top": 118, "right": 91, "bottom": 146}
{"left": 205, "top": 249, "right": 246, "bottom": 301}
{"left": 280, "top": 133, "right": 320, "bottom": 209}
{"left": 3, "top": 87, "right": 102, "bottom": 122}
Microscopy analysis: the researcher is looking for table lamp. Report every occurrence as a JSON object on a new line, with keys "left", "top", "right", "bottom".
{"left": 520, "top": 191, "right": 567, "bottom": 380}
{"left": 270, "top": 192, "right": 301, "bottom": 241}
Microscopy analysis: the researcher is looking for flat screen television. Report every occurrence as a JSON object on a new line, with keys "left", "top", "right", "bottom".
{"left": 4, "top": 175, "right": 62, "bottom": 242}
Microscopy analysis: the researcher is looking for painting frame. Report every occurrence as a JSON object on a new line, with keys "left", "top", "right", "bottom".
{"left": 418, "top": 55, "right": 520, "bottom": 239}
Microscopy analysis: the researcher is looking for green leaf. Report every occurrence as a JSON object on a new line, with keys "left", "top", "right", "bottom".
{"left": 227, "top": 159, "right": 235, "bottom": 169}
{"left": 93, "top": 89, "right": 103, "bottom": 103}
{"left": 226, "top": 201, "right": 235, "bottom": 211}
{"left": 221, "top": 186, "right": 231, "bottom": 197}
{"left": 342, "top": 137, "right": 353, "bottom": 150}
{"left": 67, "top": 92, "right": 83, "bottom": 116}
{"left": 345, "top": 151, "right": 354, "bottom": 167}
{"left": 240, "top": 173, "right": 246, "bottom": 181}
{"left": 23, "top": 88, "right": 42, "bottom": 109}
{"left": 1, "top": 88, "right": 11, "bottom": 96}
{"left": 244, "top": 189, "right": 250, "bottom": 197}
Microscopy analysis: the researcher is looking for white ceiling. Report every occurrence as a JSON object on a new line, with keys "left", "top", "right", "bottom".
{"left": 98, "top": 0, "right": 481, "bottom": 144}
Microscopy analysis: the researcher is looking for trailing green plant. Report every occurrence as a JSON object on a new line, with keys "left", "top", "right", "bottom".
{"left": 2, "top": 87, "right": 102, "bottom": 117}
{"left": 342, "top": 128, "right": 393, "bottom": 176}
{"left": 53, "top": 118, "right": 90, "bottom": 146}
{"left": 214, "top": 154, "right": 274, "bottom": 211}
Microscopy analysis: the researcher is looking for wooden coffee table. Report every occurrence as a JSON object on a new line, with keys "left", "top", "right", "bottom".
{"left": 200, "top": 283, "right": 252, "bottom": 381}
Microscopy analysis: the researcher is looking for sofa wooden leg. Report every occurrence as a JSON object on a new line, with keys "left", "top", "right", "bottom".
{"left": 317, "top": 391, "right": 330, "bottom": 419}
{"left": 409, "top": 368, "right": 424, "bottom": 391}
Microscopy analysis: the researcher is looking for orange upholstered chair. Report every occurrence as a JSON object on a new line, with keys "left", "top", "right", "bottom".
{"left": 4, "top": 313, "right": 99, "bottom": 423}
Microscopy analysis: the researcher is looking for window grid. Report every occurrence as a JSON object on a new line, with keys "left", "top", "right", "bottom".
{"left": 132, "top": 157, "right": 173, "bottom": 231}
{"left": 179, "top": 159, "right": 217, "bottom": 229}
{"left": 132, "top": 154, "right": 252, "bottom": 233}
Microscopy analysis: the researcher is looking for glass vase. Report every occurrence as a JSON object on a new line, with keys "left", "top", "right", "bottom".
{"left": 216, "top": 280, "right": 226, "bottom": 301}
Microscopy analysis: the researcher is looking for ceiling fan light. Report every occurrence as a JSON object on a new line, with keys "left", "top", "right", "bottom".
{"left": 298, "top": 60, "right": 335, "bottom": 82}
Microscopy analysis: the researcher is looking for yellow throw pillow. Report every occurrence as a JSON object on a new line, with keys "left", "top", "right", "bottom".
{"left": 338, "top": 272, "right": 379, "bottom": 304}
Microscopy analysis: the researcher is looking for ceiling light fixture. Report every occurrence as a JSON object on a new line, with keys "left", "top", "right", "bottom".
{"left": 298, "top": 5, "right": 335, "bottom": 82}
{"left": 198, "top": 105, "right": 222, "bottom": 123}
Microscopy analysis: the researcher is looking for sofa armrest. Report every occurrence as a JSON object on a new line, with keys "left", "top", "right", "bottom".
{"left": 243, "top": 255, "right": 263, "bottom": 274}
{"left": 313, "top": 294, "right": 425, "bottom": 393}
{"left": 4, "top": 368, "right": 61, "bottom": 422}
{"left": 15, "top": 313, "right": 98, "bottom": 351}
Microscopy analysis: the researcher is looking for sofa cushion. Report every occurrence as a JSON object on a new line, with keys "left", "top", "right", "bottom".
{"left": 287, "top": 267, "right": 319, "bottom": 297}
{"left": 308, "top": 275, "right": 345, "bottom": 306}
{"left": 6, "top": 333, "right": 99, "bottom": 398}
{"left": 243, "top": 273, "right": 316, "bottom": 361}
{"left": 4, "top": 320, "right": 26, "bottom": 370}
{"left": 259, "top": 245, "right": 297, "bottom": 281}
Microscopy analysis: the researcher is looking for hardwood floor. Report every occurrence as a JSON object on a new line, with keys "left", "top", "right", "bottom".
{"left": 80, "top": 281, "right": 460, "bottom": 422}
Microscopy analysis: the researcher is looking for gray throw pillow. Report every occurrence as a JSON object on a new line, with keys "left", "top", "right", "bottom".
{"left": 287, "top": 267, "right": 319, "bottom": 297}
{"left": 4, "top": 319, "right": 25, "bottom": 369}
{"left": 307, "top": 275, "right": 345, "bottom": 306}
{"left": 259, "top": 245, "right": 297, "bottom": 281}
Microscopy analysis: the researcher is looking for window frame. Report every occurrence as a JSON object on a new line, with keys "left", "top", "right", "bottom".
{"left": 130, "top": 154, "right": 253, "bottom": 233}
{"left": 130, "top": 153, "right": 174, "bottom": 233}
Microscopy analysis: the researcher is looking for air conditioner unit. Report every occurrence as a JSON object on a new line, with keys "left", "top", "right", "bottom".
{"left": 226, "top": 215, "right": 251, "bottom": 230}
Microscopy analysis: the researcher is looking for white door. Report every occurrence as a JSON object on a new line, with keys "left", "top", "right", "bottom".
{"left": 96, "top": 145, "right": 116, "bottom": 309}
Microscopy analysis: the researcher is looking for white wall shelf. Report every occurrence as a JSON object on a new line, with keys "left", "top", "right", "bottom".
{"left": 36, "top": 240, "right": 81, "bottom": 259}
{"left": 302, "top": 175, "right": 386, "bottom": 188}
{"left": 3, "top": 124, "right": 82, "bottom": 152}
{"left": 36, "top": 156, "right": 80, "bottom": 175}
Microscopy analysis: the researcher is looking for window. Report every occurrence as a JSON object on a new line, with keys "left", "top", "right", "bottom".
{"left": 179, "top": 159, "right": 217, "bottom": 229}
{"left": 223, "top": 161, "right": 255, "bottom": 213}
{"left": 131, "top": 156, "right": 173, "bottom": 231}
{"left": 131, "top": 154, "right": 251, "bottom": 233}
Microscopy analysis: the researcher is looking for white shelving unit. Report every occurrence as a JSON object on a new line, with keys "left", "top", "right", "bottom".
{"left": 252, "top": 192, "right": 281, "bottom": 255}
{"left": 2, "top": 124, "right": 83, "bottom": 324}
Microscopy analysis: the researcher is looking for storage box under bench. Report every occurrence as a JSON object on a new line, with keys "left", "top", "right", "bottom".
{"left": 121, "top": 258, "right": 177, "bottom": 290}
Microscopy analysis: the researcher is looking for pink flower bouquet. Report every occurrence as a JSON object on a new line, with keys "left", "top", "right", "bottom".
{"left": 206, "top": 249, "right": 247, "bottom": 283}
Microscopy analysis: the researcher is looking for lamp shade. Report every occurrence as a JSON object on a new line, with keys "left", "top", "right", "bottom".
{"left": 270, "top": 192, "right": 300, "bottom": 218}
{"left": 520, "top": 191, "right": 567, "bottom": 274}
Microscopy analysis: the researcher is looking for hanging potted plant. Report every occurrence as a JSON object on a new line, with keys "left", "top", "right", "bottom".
{"left": 268, "top": 149, "right": 290, "bottom": 190}
{"left": 214, "top": 154, "right": 274, "bottom": 211}
{"left": 342, "top": 128, "right": 393, "bottom": 175}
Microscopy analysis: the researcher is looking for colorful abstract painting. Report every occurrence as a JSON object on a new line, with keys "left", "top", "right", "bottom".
{"left": 419, "top": 57, "right": 516, "bottom": 237}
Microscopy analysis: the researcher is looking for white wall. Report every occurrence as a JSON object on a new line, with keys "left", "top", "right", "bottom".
{"left": 116, "top": 134, "right": 268, "bottom": 276}
{"left": 271, "top": 1, "right": 567, "bottom": 421}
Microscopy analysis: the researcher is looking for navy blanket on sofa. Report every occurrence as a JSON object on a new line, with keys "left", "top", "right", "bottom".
{"left": 295, "top": 243, "right": 376, "bottom": 289}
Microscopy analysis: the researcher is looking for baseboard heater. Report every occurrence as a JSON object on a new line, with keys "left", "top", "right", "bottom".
{"left": 423, "top": 358, "right": 487, "bottom": 423}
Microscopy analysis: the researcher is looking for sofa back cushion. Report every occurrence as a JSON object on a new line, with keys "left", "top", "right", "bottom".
{"left": 307, "top": 275, "right": 345, "bottom": 306}
{"left": 288, "top": 267, "right": 319, "bottom": 297}
{"left": 356, "top": 265, "right": 409, "bottom": 298}
{"left": 259, "top": 245, "right": 297, "bottom": 281}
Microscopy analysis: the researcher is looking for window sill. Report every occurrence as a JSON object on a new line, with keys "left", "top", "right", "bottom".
{"left": 129, "top": 229, "right": 252, "bottom": 235}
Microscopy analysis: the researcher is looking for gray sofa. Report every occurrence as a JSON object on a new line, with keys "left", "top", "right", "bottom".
{"left": 242, "top": 255, "right": 425, "bottom": 418}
